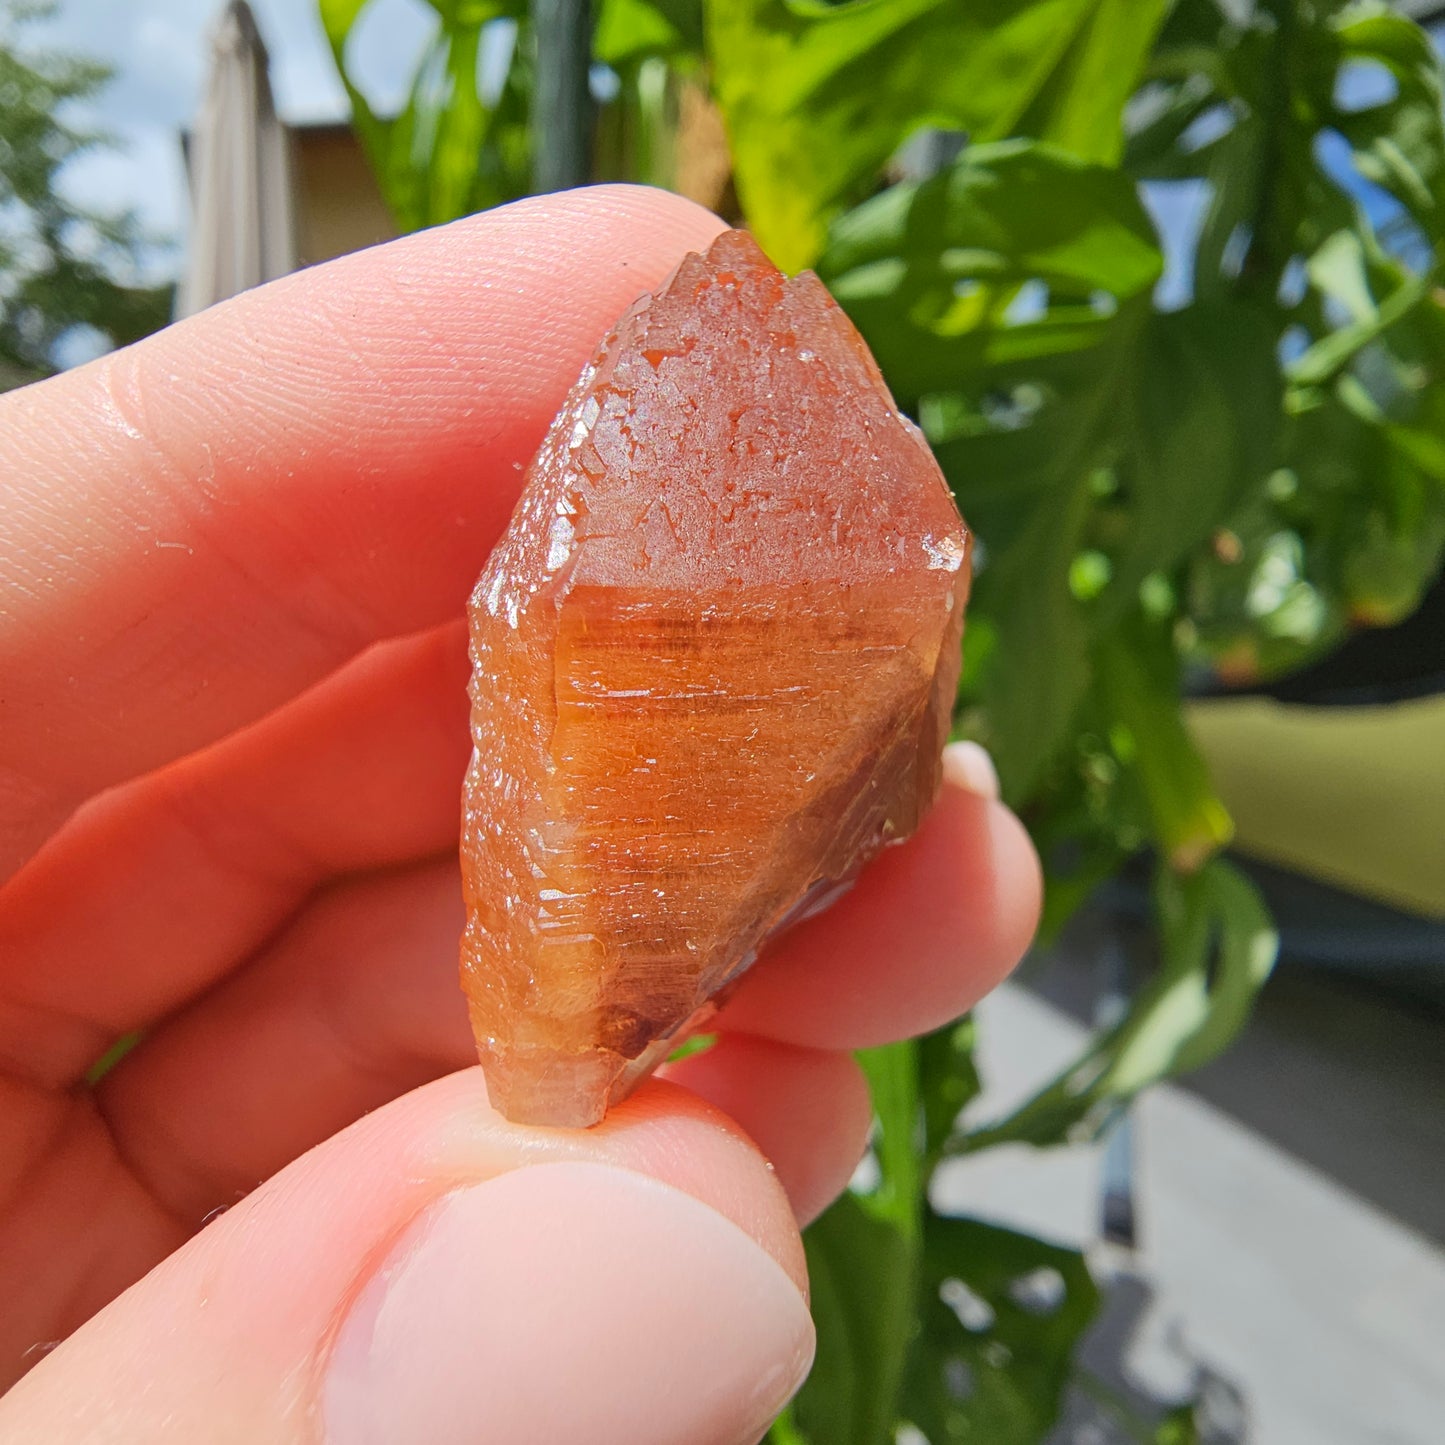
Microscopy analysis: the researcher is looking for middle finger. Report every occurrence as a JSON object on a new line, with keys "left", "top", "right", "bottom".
{"left": 0, "top": 621, "right": 469, "bottom": 1090}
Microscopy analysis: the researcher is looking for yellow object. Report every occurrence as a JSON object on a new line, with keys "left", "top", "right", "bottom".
{"left": 1188, "top": 694, "right": 1445, "bottom": 920}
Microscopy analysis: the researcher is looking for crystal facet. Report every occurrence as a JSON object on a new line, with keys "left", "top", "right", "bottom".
{"left": 461, "top": 230, "right": 970, "bottom": 1127}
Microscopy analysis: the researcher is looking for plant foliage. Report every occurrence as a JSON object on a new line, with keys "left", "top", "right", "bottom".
{"left": 324, "top": 1, "right": 1445, "bottom": 1438}
{"left": 0, "top": 1, "right": 171, "bottom": 390}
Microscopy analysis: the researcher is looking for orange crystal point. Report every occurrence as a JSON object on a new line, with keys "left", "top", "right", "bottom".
{"left": 461, "top": 229, "right": 971, "bottom": 1127}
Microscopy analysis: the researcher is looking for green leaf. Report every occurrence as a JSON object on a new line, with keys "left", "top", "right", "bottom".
{"left": 777, "top": 1042, "right": 930, "bottom": 1442}
{"left": 319, "top": 0, "right": 395, "bottom": 172}
{"left": 857, "top": 1040, "right": 923, "bottom": 1238}
{"left": 1012, "top": 0, "right": 1171, "bottom": 165}
{"left": 900, "top": 1214, "right": 1101, "bottom": 1442}
{"left": 978, "top": 469, "right": 1096, "bottom": 803}
{"left": 318, "top": 0, "right": 369, "bottom": 42}
{"left": 318, "top": 0, "right": 529, "bottom": 232}
{"left": 85, "top": 1031, "right": 142, "bottom": 1085}
{"left": 1154, "top": 1401, "right": 1204, "bottom": 1444}
{"left": 786, "top": 1192, "right": 918, "bottom": 1445}
{"left": 0, "top": 4, "right": 172, "bottom": 381}
{"left": 1307, "top": 228, "right": 1379, "bottom": 324}
{"left": 819, "top": 142, "right": 1169, "bottom": 804}
{"left": 819, "top": 140, "right": 1163, "bottom": 401}
{"left": 1331, "top": 4, "right": 1445, "bottom": 226}
{"left": 1290, "top": 267, "right": 1434, "bottom": 390}
{"left": 1093, "top": 623, "right": 1233, "bottom": 873}
{"left": 708, "top": 0, "right": 1168, "bottom": 269}
{"left": 665, "top": 1030, "right": 716, "bottom": 1062}
{"left": 429, "top": 21, "right": 487, "bottom": 222}
{"left": 1156, "top": 858, "right": 1278, "bottom": 1076}
{"left": 595, "top": 0, "right": 703, "bottom": 65}
{"left": 918, "top": 1017, "right": 983, "bottom": 1172}
{"left": 960, "top": 858, "right": 1277, "bottom": 1151}
{"left": 766, "top": 1410, "right": 810, "bottom": 1445}
{"left": 1112, "top": 301, "right": 1283, "bottom": 611}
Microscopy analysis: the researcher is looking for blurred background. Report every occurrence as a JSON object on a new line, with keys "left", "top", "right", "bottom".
{"left": 3, "top": 1, "right": 1442, "bottom": 1441}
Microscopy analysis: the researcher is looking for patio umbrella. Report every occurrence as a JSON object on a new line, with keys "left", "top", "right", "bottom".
{"left": 177, "top": 0, "right": 296, "bottom": 317}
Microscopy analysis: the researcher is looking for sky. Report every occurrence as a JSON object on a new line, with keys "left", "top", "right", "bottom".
{"left": 32, "top": 0, "right": 436, "bottom": 272}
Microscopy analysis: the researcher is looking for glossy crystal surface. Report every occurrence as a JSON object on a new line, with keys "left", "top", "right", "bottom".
{"left": 461, "top": 230, "right": 970, "bottom": 1126}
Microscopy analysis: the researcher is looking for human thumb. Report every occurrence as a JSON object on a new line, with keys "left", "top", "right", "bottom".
{"left": 0, "top": 1070, "right": 814, "bottom": 1444}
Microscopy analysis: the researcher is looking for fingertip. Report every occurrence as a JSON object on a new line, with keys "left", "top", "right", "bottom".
{"left": 0, "top": 1069, "right": 810, "bottom": 1442}
{"left": 546, "top": 182, "right": 728, "bottom": 248}
{"left": 663, "top": 1036, "right": 872, "bottom": 1226}
{"left": 379, "top": 183, "right": 727, "bottom": 320}
{"left": 323, "top": 1161, "right": 812, "bottom": 1445}
{"left": 571, "top": 1078, "right": 809, "bottom": 1296}
{"left": 978, "top": 785, "right": 1044, "bottom": 983}
{"left": 719, "top": 783, "right": 1042, "bottom": 1050}
{"left": 941, "top": 739, "right": 1000, "bottom": 800}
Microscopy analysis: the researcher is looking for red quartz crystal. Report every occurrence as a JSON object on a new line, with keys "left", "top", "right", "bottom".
{"left": 461, "top": 230, "right": 970, "bottom": 1127}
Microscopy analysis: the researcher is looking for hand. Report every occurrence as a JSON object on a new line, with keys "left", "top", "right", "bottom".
{"left": 0, "top": 186, "right": 1040, "bottom": 1443}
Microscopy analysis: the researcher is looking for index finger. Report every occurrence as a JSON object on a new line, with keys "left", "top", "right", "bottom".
{"left": 0, "top": 185, "right": 726, "bottom": 881}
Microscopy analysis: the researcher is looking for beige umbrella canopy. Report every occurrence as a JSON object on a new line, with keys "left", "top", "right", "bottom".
{"left": 177, "top": 0, "right": 296, "bottom": 317}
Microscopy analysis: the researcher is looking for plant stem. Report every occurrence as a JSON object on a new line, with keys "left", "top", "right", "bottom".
{"left": 531, "top": 0, "right": 593, "bottom": 192}
{"left": 860, "top": 1041, "right": 925, "bottom": 1240}
{"left": 1072, "top": 1365, "right": 1163, "bottom": 1444}
{"left": 856, "top": 1042, "right": 927, "bottom": 1430}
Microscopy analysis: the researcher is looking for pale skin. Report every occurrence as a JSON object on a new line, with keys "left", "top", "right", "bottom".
{"left": 0, "top": 187, "right": 1041, "bottom": 1443}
